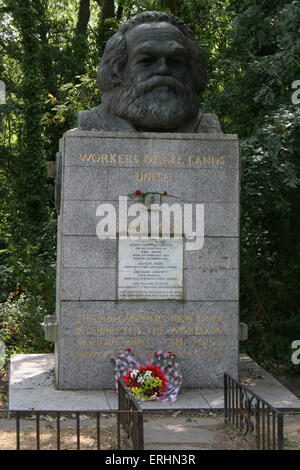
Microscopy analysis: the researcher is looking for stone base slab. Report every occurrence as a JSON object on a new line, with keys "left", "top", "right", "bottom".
{"left": 8, "top": 353, "right": 300, "bottom": 411}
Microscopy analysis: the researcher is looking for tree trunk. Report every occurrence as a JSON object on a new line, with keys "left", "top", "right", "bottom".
{"left": 100, "top": 0, "right": 114, "bottom": 22}
{"left": 10, "top": 0, "right": 49, "bottom": 228}
{"left": 97, "top": 0, "right": 115, "bottom": 55}
{"left": 71, "top": 0, "right": 91, "bottom": 79}
{"left": 116, "top": 3, "right": 123, "bottom": 21}
{"left": 76, "top": 0, "right": 91, "bottom": 34}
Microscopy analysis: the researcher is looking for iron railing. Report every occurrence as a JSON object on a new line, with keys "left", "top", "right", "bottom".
{"left": 118, "top": 378, "right": 144, "bottom": 450}
{"left": 0, "top": 379, "right": 144, "bottom": 450}
{"left": 224, "top": 373, "right": 284, "bottom": 450}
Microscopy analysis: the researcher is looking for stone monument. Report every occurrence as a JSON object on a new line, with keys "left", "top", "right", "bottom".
{"left": 45, "top": 11, "right": 240, "bottom": 389}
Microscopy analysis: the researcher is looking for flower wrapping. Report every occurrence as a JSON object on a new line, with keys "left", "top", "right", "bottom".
{"left": 114, "top": 349, "right": 183, "bottom": 402}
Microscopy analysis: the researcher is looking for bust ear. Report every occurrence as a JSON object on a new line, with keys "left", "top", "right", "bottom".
{"left": 98, "top": 32, "right": 128, "bottom": 92}
{"left": 98, "top": 59, "right": 123, "bottom": 92}
{"left": 109, "top": 62, "right": 124, "bottom": 86}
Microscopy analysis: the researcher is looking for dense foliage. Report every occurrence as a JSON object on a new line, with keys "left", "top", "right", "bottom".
{"left": 0, "top": 0, "right": 299, "bottom": 373}
{"left": 206, "top": 0, "right": 300, "bottom": 370}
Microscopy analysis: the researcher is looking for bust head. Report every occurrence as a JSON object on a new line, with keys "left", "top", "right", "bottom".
{"left": 97, "top": 12, "right": 207, "bottom": 131}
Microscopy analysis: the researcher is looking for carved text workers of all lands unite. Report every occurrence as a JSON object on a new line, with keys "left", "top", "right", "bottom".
{"left": 77, "top": 11, "right": 221, "bottom": 133}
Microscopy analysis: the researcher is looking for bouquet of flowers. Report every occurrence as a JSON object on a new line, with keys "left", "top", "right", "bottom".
{"left": 114, "top": 349, "right": 183, "bottom": 402}
{"left": 123, "top": 365, "right": 167, "bottom": 400}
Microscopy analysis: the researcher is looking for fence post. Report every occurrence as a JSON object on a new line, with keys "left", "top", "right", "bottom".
{"left": 277, "top": 414, "right": 284, "bottom": 450}
{"left": 118, "top": 378, "right": 144, "bottom": 450}
{"left": 16, "top": 411, "right": 20, "bottom": 450}
{"left": 224, "top": 374, "right": 228, "bottom": 422}
{"left": 138, "top": 411, "right": 144, "bottom": 450}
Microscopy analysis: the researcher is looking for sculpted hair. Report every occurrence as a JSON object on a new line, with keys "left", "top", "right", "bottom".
{"left": 97, "top": 11, "right": 207, "bottom": 96}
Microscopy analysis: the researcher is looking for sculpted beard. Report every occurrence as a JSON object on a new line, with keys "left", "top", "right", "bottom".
{"left": 101, "top": 75, "right": 200, "bottom": 130}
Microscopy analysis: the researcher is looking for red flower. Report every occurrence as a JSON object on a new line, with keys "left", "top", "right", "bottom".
{"left": 136, "top": 190, "right": 141, "bottom": 195}
{"left": 163, "top": 191, "right": 167, "bottom": 196}
{"left": 123, "top": 372, "right": 131, "bottom": 387}
{"left": 124, "top": 348, "right": 131, "bottom": 353}
{"left": 123, "top": 364, "right": 167, "bottom": 397}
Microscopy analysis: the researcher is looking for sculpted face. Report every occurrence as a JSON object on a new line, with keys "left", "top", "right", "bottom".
{"left": 102, "top": 22, "right": 200, "bottom": 131}
{"left": 123, "top": 22, "right": 189, "bottom": 92}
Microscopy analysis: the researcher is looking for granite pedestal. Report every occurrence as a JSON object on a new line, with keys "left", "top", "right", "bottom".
{"left": 52, "top": 130, "right": 240, "bottom": 389}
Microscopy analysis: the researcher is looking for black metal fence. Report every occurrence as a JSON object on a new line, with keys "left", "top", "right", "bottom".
{"left": 1, "top": 375, "right": 286, "bottom": 450}
{"left": 0, "top": 379, "right": 144, "bottom": 451}
{"left": 224, "top": 373, "right": 284, "bottom": 450}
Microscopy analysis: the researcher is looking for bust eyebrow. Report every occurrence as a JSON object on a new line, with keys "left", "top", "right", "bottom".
{"left": 131, "top": 43, "right": 187, "bottom": 59}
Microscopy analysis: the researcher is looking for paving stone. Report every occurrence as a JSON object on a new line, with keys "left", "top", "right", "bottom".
{"left": 144, "top": 423, "right": 218, "bottom": 443}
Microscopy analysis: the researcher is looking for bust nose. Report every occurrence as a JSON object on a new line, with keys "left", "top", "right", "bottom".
{"left": 155, "top": 57, "right": 168, "bottom": 75}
